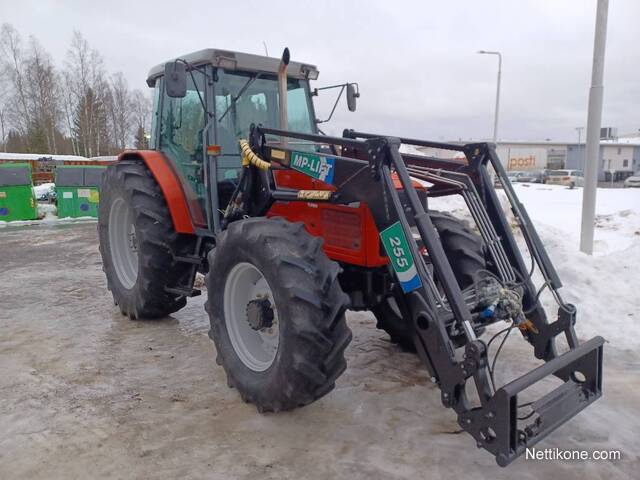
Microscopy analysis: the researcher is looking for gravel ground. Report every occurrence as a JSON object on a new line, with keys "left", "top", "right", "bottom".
{"left": 0, "top": 223, "right": 637, "bottom": 479}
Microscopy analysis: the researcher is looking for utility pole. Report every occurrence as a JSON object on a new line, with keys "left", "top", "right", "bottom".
{"left": 477, "top": 50, "right": 502, "bottom": 144}
{"left": 576, "top": 126, "right": 584, "bottom": 169}
{"left": 580, "top": 0, "right": 609, "bottom": 255}
{"left": 576, "top": 126, "right": 584, "bottom": 145}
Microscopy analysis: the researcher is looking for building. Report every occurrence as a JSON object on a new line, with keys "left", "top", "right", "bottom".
{"left": 416, "top": 130, "right": 640, "bottom": 182}
{"left": 566, "top": 137, "right": 640, "bottom": 181}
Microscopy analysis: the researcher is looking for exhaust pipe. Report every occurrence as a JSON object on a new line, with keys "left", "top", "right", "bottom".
{"left": 278, "top": 47, "right": 290, "bottom": 147}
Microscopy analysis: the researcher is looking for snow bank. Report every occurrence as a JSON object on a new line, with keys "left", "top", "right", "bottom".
{"left": 511, "top": 183, "right": 640, "bottom": 255}
{"left": 34, "top": 183, "right": 55, "bottom": 197}
{"left": 0, "top": 203, "right": 95, "bottom": 228}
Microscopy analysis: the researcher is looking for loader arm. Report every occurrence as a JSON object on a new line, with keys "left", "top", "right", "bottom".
{"left": 229, "top": 125, "right": 605, "bottom": 466}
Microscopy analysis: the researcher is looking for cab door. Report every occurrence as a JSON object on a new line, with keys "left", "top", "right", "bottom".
{"left": 158, "top": 68, "right": 208, "bottom": 227}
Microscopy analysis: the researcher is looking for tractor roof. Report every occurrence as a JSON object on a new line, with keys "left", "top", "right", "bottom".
{"left": 147, "top": 48, "right": 319, "bottom": 87}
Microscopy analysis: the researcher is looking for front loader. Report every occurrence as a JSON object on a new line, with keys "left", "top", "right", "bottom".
{"left": 98, "top": 48, "right": 604, "bottom": 466}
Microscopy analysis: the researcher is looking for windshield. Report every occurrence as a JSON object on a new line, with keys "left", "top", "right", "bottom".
{"left": 213, "top": 69, "right": 315, "bottom": 181}
{"left": 216, "top": 70, "right": 314, "bottom": 144}
{"left": 548, "top": 170, "right": 569, "bottom": 176}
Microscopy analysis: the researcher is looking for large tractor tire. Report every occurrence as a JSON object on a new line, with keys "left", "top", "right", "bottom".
{"left": 206, "top": 217, "right": 352, "bottom": 412}
{"left": 373, "top": 211, "right": 487, "bottom": 351}
{"left": 98, "top": 160, "right": 196, "bottom": 319}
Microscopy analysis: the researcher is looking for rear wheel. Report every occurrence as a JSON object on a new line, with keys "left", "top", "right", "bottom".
{"left": 206, "top": 217, "right": 352, "bottom": 412}
{"left": 373, "top": 211, "right": 487, "bottom": 351}
{"left": 98, "top": 160, "right": 196, "bottom": 319}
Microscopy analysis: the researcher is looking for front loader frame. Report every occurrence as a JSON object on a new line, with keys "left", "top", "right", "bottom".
{"left": 224, "top": 125, "right": 604, "bottom": 466}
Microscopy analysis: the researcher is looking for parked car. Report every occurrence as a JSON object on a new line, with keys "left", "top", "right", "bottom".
{"left": 546, "top": 169, "right": 584, "bottom": 188}
{"left": 506, "top": 171, "right": 538, "bottom": 183}
{"left": 540, "top": 169, "right": 552, "bottom": 184}
{"left": 623, "top": 174, "right": 640, "bottom": 188}
{"left": 524, "top": 170, "right": 546, "bottom": 183}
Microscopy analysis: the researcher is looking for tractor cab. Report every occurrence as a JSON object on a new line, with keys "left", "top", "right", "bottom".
{"left": 145, "top": 48, "right": 357, "bottom": 232}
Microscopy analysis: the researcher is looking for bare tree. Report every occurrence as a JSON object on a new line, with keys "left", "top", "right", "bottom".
{"left": 60, "top": 72, "right": 78, "bottom": 155}
{"left": 24, "top": 36, "right": 61, "bottom": 153}
{"left": 130, "top": 88, "right": 152, "bottom": 139}
{"left": 65, "top": 31, "right": 112, "bottom": 157}
{"left": 0, "top": 68, "right": 8, "bottom": 151}
{"left": 109, "top": 72, "right": 132, "bottom": 150}
{"left": 0, "top": 23, "right": 31, "bottom": 139}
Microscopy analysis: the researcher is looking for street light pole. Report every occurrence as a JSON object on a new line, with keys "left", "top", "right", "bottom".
{"left": 478, "top": 50, "right": 502, "bottom": 144}
{"left": 576, "top": 126, "right": 584, "bottom": 169}
{"left": 580, "top": 0, "right": 609, "bottom": 255}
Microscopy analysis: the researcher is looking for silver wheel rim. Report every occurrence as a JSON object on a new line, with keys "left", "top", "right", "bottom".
{"left": 108, "top": 197, "right": 139, "bottom": 290}
{"left": 223, "top": 262, "right": 279, "bottom": 372}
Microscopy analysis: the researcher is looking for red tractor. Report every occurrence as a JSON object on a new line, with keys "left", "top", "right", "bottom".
{"left": 98, "top": 48, "right": 604, "bottom": 466}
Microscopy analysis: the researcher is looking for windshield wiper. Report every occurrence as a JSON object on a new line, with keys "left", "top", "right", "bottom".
{"left": 218, "top": 73, "right": 262, "bottom": 122}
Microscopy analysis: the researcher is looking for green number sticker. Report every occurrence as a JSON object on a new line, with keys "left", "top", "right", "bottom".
{"left": 379, "top": 221, "right": 422, "bottom": 293}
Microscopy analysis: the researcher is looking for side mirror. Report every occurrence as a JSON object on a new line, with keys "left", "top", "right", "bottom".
{"left": 346, "top": 83, "right": 359, "bottom": 112}
{"left": 165, "top": 62, "right": 187, "bottom": 98}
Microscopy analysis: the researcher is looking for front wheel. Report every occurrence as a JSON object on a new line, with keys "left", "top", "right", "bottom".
{"left": 206, "top": 217, "right": 352, "bottom": 412}
{"left": 373, "top": 211, "right": 487, "bottom": 350}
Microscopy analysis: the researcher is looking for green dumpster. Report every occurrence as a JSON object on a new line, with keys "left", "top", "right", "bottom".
{"left": 0, "top": 163, "right": 38, "bottom": 222}
{"left": 55, "top": 166, "right": 106, "bottom": 218}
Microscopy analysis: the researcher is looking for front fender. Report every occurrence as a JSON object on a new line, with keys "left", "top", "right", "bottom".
{"left": 117, "top": 150, "right": 196, "bottom": 234}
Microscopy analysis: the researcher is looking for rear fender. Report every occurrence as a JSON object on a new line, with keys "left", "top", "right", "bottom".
{"left": 117, "top": 150, "right": 195, "bottom": 234}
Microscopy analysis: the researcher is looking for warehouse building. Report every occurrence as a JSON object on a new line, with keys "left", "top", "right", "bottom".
{"left": 417, "top": 128, "right": 640, "bottom": 182}
{"left": 566, "top": 137, "right": 640, "bottom": 182}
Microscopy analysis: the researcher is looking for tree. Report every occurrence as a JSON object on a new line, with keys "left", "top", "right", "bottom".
{"left": 130, "top": 89, "right": 151, "bottom": 132}
{"left": 0, "top": 24, "right": 64, "bottom": 153}
{"left": 134, "top": 124, "right": 148, "bottom": 149}
{"left": 65, "top": 31, "right": 113, "bottom": 157}
{"left": 73, "top": 85, "right": 111, "bottom": 157}
{"left": 24, "top": 36, "right": 61, "bottom": 153}
{"left": 0, "top": 23, "right": 31, "bottom": 141}
{"left": 0, "top": 77, "right": 7, "bottom": 152}
{"left": 108, "top": 72, "right": 132, "bottom": 150}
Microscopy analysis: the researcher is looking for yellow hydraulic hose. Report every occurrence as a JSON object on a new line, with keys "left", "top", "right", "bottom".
{"left": 239, "top": 139, "right": 271, "bottom": 170}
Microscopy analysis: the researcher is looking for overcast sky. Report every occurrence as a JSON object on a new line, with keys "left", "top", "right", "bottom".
{"left": 1, "top": 0, "right": 638, "bottom": 142}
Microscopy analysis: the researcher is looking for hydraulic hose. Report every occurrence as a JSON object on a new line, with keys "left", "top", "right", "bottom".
{"left": 239, "top": 139, "right": 271, "bottom": 170}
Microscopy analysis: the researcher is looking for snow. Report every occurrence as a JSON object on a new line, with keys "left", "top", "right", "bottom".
{"left": 429, "top": 183, "right": 640, "bottom": 349}
{"left": 0, "top": 152, "right": 117, "bottom": 162}
{"left": 0, "top": 203, "right": 96, "bottom": 228}
{"left": 33, "top": 183, "right": 55, "bottom": 197}
{"left": 601, "top": 136, "right": 640, "bottom": 146}
{"left": 511, "top": 183, "right": 640, "bottom": 255}
{"left": 0, "top": 152, "right": 86, "bottom": 162}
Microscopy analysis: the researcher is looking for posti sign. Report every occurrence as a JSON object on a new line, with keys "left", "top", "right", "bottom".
{"left": 504, "top": 147, "right": 547, "bottom": 171}
{"left": 508, "top": 155, "right": 537, "bottom": 170}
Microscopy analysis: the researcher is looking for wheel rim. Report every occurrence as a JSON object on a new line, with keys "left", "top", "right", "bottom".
{"left": 223, "top": 262, "right": 279, "bottom": 372}
{"left": 108, "top": 197, "right": 139, "bottom": 290}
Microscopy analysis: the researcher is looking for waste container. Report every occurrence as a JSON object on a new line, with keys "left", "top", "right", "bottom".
{"left": 55, "top": 166, "right": 106, "bottom": 218}
{"left": 0, "top": 163, "right": 38, "bottom": 222}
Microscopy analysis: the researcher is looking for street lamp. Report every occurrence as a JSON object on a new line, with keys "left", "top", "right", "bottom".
{"left": 477, "top": 50, "right": 502, "bottom": 144}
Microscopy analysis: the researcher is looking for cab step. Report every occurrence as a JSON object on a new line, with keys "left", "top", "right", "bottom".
{"left": 165, "top": 286, "right": 202, "bottom": 297}
{"left": 173, "top": 254, "right": 203, "bottom": 265}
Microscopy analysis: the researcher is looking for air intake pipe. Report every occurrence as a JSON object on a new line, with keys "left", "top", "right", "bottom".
{"left": 278, "top": 47, "right": 290, "bottom": 147}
